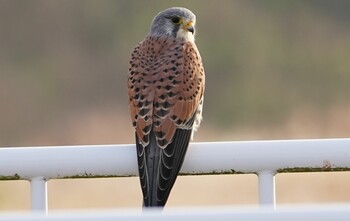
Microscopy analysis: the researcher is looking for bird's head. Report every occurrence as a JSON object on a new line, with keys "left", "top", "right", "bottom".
{"left": 149, "top": 7, "right": 196, "bottom": 42}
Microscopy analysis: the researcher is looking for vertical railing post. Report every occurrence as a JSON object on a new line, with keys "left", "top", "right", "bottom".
{"left": 257, "top": 170, "right": 276, "bottom": 208}
{"left": 30, "top": 177, "right": 48, "bottom": 214}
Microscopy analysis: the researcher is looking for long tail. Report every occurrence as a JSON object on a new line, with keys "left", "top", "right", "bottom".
{"left": 136, "top": 128, "right": 192, "bottom": 207}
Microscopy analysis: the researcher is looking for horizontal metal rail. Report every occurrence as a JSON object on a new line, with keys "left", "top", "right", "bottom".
{"left": 1, "top": 138, "right": 350, "bottom": 212}
{"left": 1, "top": 205, "right": 350, "bottom": 221}
{"left": 1, "top": 138, "right": 350, "bottom": 179}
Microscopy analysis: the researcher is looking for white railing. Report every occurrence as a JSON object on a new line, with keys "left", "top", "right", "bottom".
{"left": 1, "top": 205, "right": 350, "bottom": 221}
{"left": 1, "top": 138, "right": 350, "bottom": 218}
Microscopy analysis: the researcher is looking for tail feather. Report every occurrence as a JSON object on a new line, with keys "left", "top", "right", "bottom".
{"left": 136, "top": 128, "right": 192, "bottom": 207}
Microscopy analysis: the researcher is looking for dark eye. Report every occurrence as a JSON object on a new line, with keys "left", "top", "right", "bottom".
{"left": 171, "top": 17, "right": 181, "bottom": 24}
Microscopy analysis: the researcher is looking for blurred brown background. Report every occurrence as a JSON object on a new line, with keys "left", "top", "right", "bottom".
{"left": 1, "top": 0, "right": 350, "bottom": 210}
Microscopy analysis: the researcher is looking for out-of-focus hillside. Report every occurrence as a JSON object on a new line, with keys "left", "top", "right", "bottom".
{"left": 1, "top": 0, "right": 350, "bottom": 146}
{"left": 1, "top": 0, "right": 350, "bottom": 210}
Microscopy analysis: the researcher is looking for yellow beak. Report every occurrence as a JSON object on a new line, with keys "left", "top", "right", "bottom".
{"left": 182, "top": 21, "right": 194, "bottom": 34}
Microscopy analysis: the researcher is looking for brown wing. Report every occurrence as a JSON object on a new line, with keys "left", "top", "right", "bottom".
{"left": 152, "top": 40, "right": 205, "bottom": 148}
{"left": 128, "top": 36, "right": 205, "bottom": 148}
{"left": 127, "top": 38, "right": 155, "bottom": 147}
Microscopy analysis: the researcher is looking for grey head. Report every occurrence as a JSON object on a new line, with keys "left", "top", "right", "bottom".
{"left": 149, "top": 7, "right": 196, "bottom": 42}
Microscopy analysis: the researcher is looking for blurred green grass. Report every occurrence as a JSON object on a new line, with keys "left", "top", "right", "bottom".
{"left": 0, "top": 0, "right": 350, "bottom": 146}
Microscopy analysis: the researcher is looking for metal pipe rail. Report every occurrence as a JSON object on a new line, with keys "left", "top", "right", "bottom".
{"left": 1, "top": 205, "right": 350, "bottom": 221}
{"left": 1, "top": 138, "right": 350, "bottom": 213}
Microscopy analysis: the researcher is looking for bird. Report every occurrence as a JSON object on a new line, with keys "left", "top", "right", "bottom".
{"left": 127, "top": 7, "right": 205, "bottom": 207}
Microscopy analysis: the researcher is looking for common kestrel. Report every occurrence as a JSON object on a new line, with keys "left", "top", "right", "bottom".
{"left": 127, "top": 7, "right": 205, "bottom": 207}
